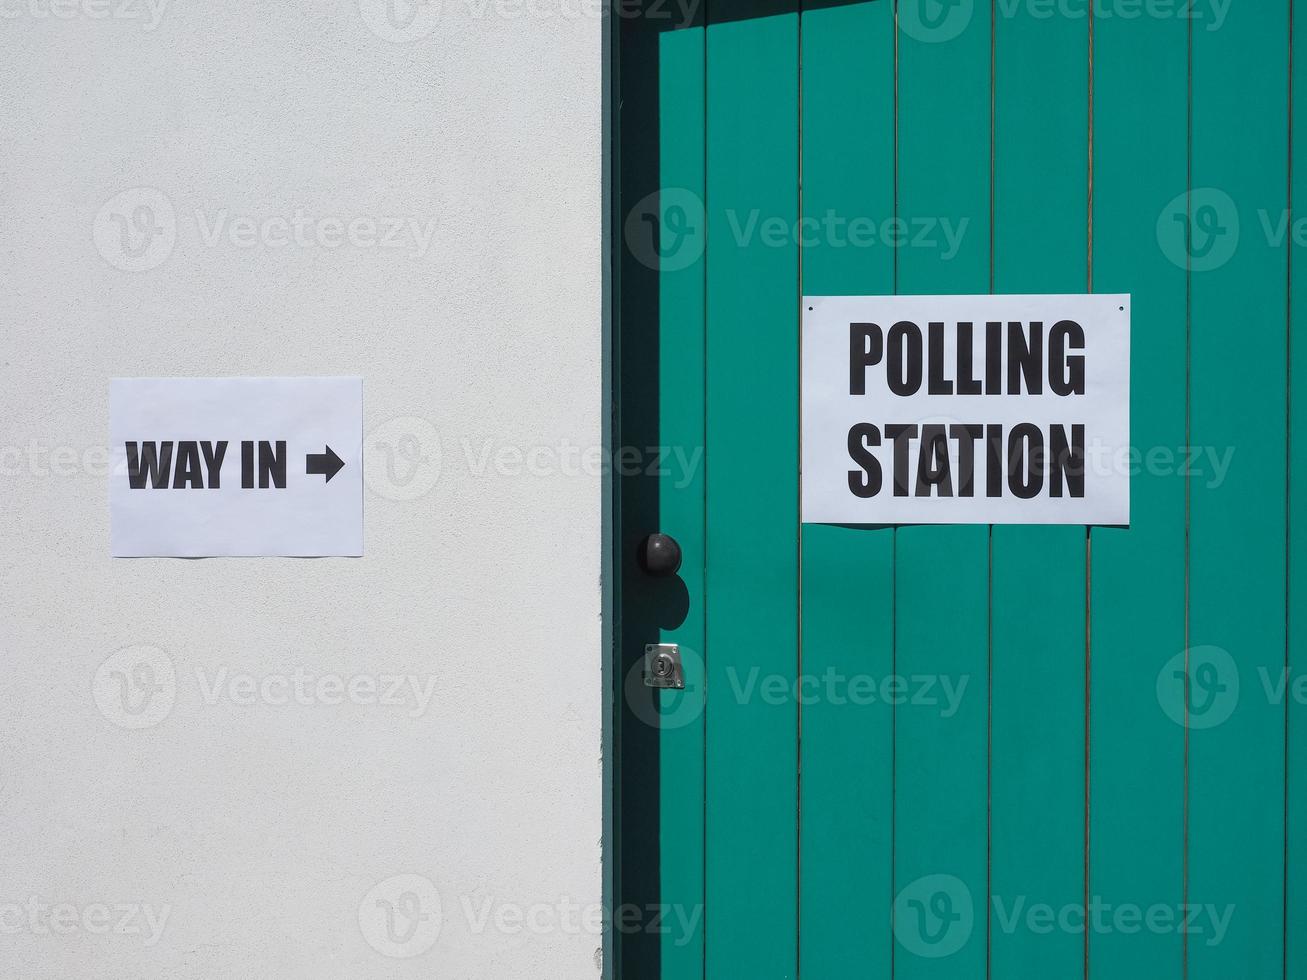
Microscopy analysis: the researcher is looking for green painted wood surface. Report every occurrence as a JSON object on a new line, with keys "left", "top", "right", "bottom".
{"left": 1088, "top": 9, "right": 1187, "bottom": 980}
{"left": 893, "top": 3, "right": 991, "bottom": 976}
{"left": 704, "top": 9, "right": 799, "bottom": 979}
{"left": 989, "top": 5, "right": 1088, "bottom": 978}
{"left": 657, "top": 22, "right": 706, "bottom": 980}
{"left": 1189, "top": 4, "right": 1288, "bottom": 978}
{"left": 618, "top": 3, "right": 1301, "bottom": 978}
{"left": 798, "top": 4, "right": 894, "bottom": 977}
{"left": 1292, "top": 2, "right": 1307, "bottom": 973}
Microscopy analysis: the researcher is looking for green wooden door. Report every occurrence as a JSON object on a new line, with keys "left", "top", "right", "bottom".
{"left": 614, "top": 2, "right": 1301, "bottom": 978}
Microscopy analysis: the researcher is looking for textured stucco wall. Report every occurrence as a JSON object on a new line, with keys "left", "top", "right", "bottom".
{"left": 0, "top": 1, "right": 603, "bottom": 976}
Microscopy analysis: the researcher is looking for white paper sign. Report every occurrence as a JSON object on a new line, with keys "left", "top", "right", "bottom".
{"left": 110, "top": 377, "right": 363, "bottom": 556}
{"left": 802, "top": 295, "right": 1130, "bottom": 526}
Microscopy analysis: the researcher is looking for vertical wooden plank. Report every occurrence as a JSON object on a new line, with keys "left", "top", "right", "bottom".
{"left": 1291, "top": 0, "right": 1307, "bottom": 971}
{"left": 893, "top": 4, "right": 990, "bottom": 977}
{"left": 615, "top": 10, "right": 672, "bottom": 977}
{"left": 705, "top": 7, "right": 799, "bottom": 978}
{"left": 658, "top": 21, "right": 706, "bottom": 980}
{"left": 798, "top": 3, "right": 894, "bottom": 977}
{"left": 990, "top": 5, "right": 1087, "bottom": 978}
{"left": 1087, "top": 8, "right": 1187, "bottom": 980}
{"left": 1189, "top": 4, "right": 1288, "bottom": 978}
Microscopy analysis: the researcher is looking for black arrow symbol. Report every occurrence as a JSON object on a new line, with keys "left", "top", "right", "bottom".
{"left": 306, "top": 446, "right": 344, "bottom": 483}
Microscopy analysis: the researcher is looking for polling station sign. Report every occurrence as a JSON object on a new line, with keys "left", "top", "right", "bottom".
{"left": 802, "top": 295, "right": 1130, "bottom": 525}
{"left": 110, "top": 377, "right": 363, "bottom": 556}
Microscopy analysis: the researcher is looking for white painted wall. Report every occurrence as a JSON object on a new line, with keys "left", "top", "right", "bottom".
{"left": 0, "top": 1, "right": 604, "bottom": 977}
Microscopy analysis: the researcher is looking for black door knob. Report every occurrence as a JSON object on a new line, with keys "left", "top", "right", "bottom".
{"left": 638, "top": 533, "right": 682, "bottom": 577}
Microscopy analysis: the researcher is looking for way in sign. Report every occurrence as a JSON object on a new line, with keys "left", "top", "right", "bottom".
{"left": 125, "top": 440, "right": 345, "bottom": 489}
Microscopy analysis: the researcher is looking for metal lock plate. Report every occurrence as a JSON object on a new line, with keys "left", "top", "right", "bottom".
{"left": 643, "top": 643, "right": 685, "bottom": 690}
